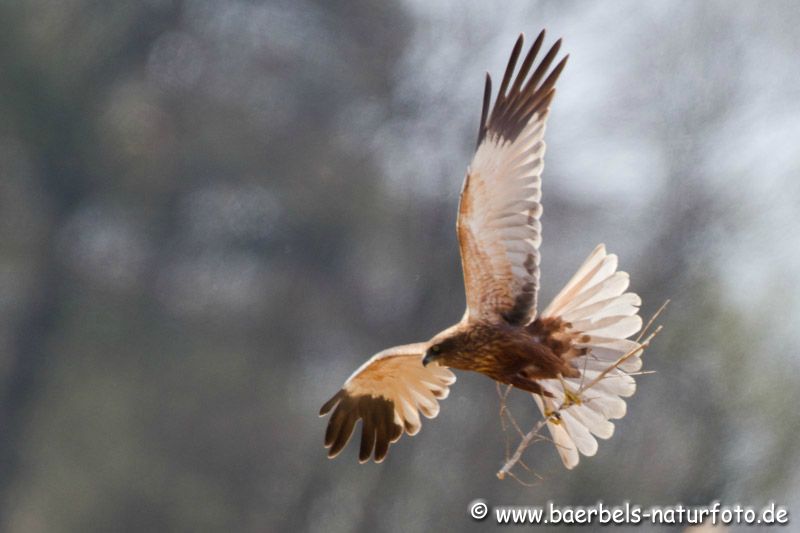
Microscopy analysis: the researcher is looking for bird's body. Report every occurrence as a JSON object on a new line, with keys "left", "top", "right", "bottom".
{"left": 320, "top": 30, "right": 648, "bottom": 469}
{"left": 424, "top": 318, "right": 580, "bottom": 396}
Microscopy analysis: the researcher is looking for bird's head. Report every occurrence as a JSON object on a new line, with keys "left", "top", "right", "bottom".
{"left": 422, "top": 343, "right": 444, "bottom": 367}
{"left": 422, "top": 330, "right": 464, "bottom": 367}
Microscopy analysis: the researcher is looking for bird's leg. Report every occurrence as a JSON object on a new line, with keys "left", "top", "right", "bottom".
{"left": 556, "top": 373, "right": 582, "bottom": 407}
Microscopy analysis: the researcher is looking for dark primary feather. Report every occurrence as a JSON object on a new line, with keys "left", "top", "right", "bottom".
{"left": 477, "top": 74, "right": 492, "bottom": 150}
{"left": 321, "top": 389, "right": 402, "bottom": 463}
{"left": 476, "top": 30, "right": 568, "bottom": 147}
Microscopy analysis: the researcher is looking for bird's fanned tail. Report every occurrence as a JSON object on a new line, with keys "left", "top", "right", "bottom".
{"left": 534, "top": 244, "right": 643, "bottom": 469}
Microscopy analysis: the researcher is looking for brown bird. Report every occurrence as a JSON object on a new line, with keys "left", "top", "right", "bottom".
{"left": 320, "top": 30, "right": 644, "bottom": 469}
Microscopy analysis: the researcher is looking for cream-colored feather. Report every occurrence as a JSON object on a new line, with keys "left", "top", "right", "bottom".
{"left": 320, "top": 343, "right": 456, "bottom": 462}
{"left": 458, "top": 115, "right": 547, "bottom": 325}
{"left": 534, "top": 245, "right": 643, "bottom": 469}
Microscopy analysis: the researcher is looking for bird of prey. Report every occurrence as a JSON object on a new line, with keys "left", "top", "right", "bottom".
{"left": 320, "top": 31, "right": 644, "bottom": 469}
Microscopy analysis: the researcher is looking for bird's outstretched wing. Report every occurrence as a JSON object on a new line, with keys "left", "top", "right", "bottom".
{"left": 319, "top": 343, "right": 456, "bottom": 462}
{"left": 458, "top": 31, "right": 567, "bottom": 325}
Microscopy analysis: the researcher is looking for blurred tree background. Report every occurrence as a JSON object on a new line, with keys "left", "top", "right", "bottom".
{"left": 0, "top": 1, "right": 799, "bottom": 531}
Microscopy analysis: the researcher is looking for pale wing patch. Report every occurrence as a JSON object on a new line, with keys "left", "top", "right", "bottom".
{"left": 458, "top": 32, "right": 567, "bottom": 326}
{"left": 459, "top": 123, "right": 545, "bottom": 324}
{"left": 320, "top": 343, "right": 456, "bottom": 463}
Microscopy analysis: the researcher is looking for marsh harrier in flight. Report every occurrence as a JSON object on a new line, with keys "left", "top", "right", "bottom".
{"left": 320, "top": 31, "right": 644, "bottom": 469}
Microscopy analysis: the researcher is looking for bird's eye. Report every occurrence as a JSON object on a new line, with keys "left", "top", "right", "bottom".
{"left": 432, "top": 345, "right": 441, "bottom": 353}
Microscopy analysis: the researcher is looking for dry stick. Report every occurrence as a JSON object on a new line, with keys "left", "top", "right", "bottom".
{"left": 497, "top": 303, "right": 668, "bottom": 481}
{"left": 497, "top": 329, "right": 661, "bottom": 480}
{"left": 576, "top": 325, "right": 661, "bottom": 395}
{"left": 497, "top": 383, "right": 512, "bottom": 461}
{"left": 498, "top": 385, "right": 546, "bottom": 484}
{"left": 505, "top": 403, "right": 528, "bottom": 439}
{"left": 506, "top": 469, "right": 539, "bottom": 487}
{"left": 497, "top": 416, "right": 552, "bottom": 480}
{"left": 638, "top": 299, "right": 670, "bottom": 343}
{"left": 498, "top": 383, "right": 527, "bottom": 440}
{"left": 517, "top": 457, "right": 536, "bottom": 474}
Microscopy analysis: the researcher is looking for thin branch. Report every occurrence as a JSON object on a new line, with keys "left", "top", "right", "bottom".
{"left": 497, "top": 383, "right": 512, "bottom": 461}
{"left": 506, "top": 469, "right": 540, "bottom": 487}
{"left": 505, "top": 404, "right": 527, "bottom": 439}
{"left": 497, "top": 304, "right": 667, "bottom": 482}
{"left": 578, "top": 325, "right": 662, "bottom": 395}
{"left": 497, "top": 416, "right": 551, "bottom": 480}
{"left": 637, "top": 299, "right": 670, "bottom": 343}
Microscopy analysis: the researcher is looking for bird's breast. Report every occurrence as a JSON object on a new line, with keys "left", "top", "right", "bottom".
{"left": 453, "top": 324, "right": 539, "bottom": 373}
